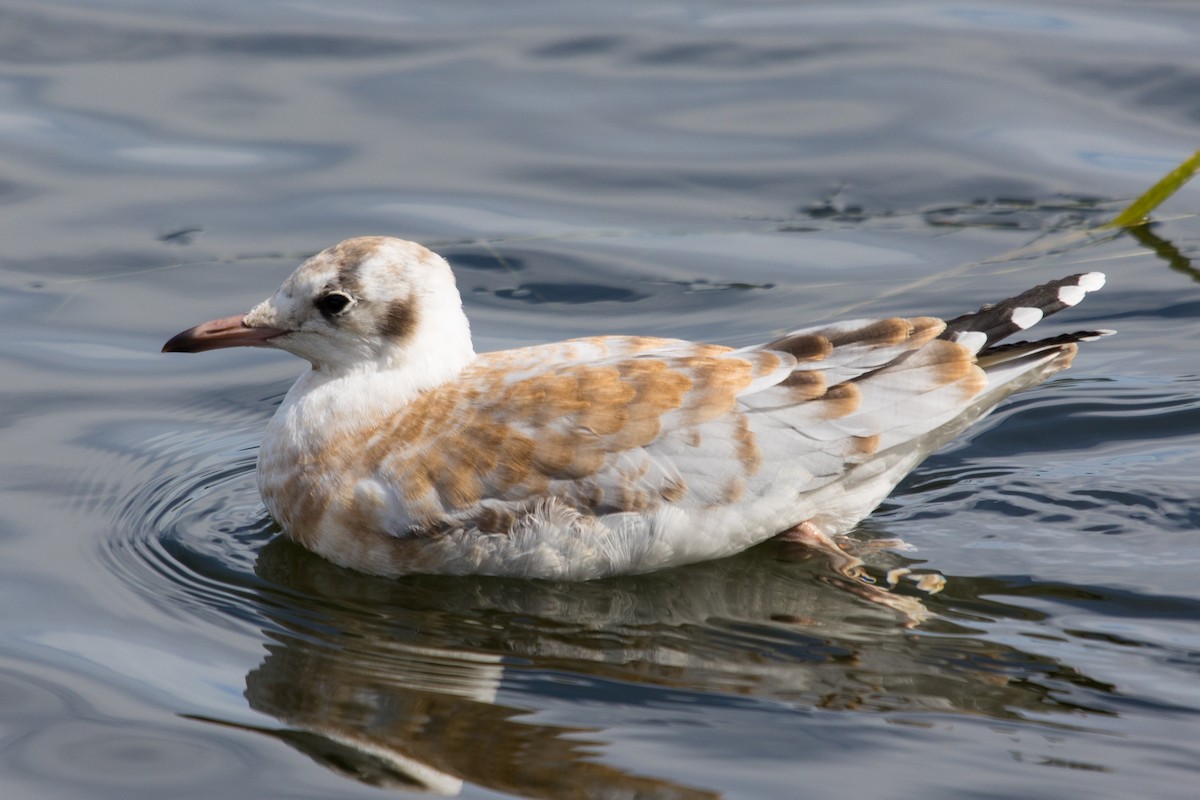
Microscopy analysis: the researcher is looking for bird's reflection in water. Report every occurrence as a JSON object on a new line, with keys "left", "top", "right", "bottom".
{"left": 201, "top": 534, "right": 1113, "bottom": 796}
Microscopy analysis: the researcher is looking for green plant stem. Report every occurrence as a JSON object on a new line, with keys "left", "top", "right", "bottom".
{"left": 1105, "top": 148, "right": 1200, "bottom": 229}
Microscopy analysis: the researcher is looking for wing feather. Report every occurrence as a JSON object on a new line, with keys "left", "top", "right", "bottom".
{"left": 363, "top": 308, "right": 1083, "bottom": 536}
{"left": 368, "top": 336, "right": 785, "bottom": 528}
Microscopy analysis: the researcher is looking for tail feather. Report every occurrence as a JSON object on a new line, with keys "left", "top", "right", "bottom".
{"left": 975, "top": 328, "right": 1115, "bottom": 368}
{"left": 941, "top": 272, "right": 1107, "bottom": 351}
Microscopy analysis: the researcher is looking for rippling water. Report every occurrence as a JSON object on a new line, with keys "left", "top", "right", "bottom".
{"left": 3, "top": 1, "right": 1200, "bottom": 798}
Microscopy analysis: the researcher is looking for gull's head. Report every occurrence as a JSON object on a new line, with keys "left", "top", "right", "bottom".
{"left": 163, "top": 236, "right": 475, "bottom": 378}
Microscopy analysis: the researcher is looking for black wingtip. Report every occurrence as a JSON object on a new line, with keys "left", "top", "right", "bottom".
{"left": 941, "top": 272, "right": 1107, "bottom": 348}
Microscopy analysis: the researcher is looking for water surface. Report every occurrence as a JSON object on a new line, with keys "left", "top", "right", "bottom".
{"left": 2, "top": 1, "right": 1200, "bottom": 798}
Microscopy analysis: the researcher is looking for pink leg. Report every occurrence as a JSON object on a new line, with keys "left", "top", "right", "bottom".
{"left": 775, "top": 521, "right": 866, "bottom": 579}
{"left": 775, "top": 521, "right": 935, "bottom": 624}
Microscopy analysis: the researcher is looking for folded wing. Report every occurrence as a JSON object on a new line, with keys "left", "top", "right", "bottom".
{"left": 365, "top": 273, "right": 1108, "bottom": 538}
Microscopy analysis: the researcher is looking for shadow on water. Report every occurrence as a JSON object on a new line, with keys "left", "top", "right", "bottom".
{"left": 1128, "top": 224, "right": 1200, "bottom": 283}
{"left": 158, "top": 530, "right": 1158, "bottom": 796}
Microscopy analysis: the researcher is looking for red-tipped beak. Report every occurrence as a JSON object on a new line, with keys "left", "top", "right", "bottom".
{"left": 162, "top": 314, "right": 287, "bottom": 353}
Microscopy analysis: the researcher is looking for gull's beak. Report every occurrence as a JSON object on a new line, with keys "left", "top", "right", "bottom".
{"left": 162, "top": 314, "right": 287, "bottom": 353}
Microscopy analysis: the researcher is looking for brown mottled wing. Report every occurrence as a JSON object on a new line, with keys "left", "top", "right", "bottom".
{"left": 367, "top": 335, "right": 796, "bottom": 529}
{"left": 727, "top": 316, "right": 987, "bottom": 481}
{"left": 363, "top": 320, "right": 1001, "bottom": 532}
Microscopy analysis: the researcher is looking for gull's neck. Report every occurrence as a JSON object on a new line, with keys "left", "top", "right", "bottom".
{"left": 276, "top": 303, "right": 476, "bottom": 438}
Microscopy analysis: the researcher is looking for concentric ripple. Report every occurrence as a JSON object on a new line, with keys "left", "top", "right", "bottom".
{"left": 94, "top": 389, "right": 284, "bottom": 631}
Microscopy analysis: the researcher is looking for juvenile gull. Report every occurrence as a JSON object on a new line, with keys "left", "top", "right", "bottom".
{"left": 164, "top": 237, "right": 1111, "bottom": 581}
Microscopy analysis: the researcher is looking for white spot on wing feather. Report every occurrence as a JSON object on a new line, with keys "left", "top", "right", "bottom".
{"left": 1011, "top": 306, "right": 1043, "bottom": 330}
{"left": 1057, "top": 285, "right": 1086, "bottom": 306}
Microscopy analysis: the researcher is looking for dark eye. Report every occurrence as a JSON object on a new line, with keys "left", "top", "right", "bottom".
{"left": 315, "top": 291, "right": 353, "bottom": 319}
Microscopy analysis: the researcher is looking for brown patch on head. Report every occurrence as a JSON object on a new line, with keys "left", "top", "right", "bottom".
{"left": 819, "top": 382, "right": 861, "bottom": 419}
{"left": 379, "top": 297, "right": 419, "bottom": 341}
{"left": 324, "top": 236, "right": 388, "bottom": 295}
{"left": 329, "top": 236, "right": 388, "bottom": 269}
{"left": 767, "top": 333, "right": 832, "bottom": 363}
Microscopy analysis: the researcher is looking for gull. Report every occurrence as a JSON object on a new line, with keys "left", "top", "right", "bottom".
{"left": 164, "top": 236, "right": 1110, "bottom": 582}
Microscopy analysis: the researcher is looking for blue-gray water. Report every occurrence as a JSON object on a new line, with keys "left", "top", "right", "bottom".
{"left": 3, "top": 1, "right": 1199, "bottom": 798}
